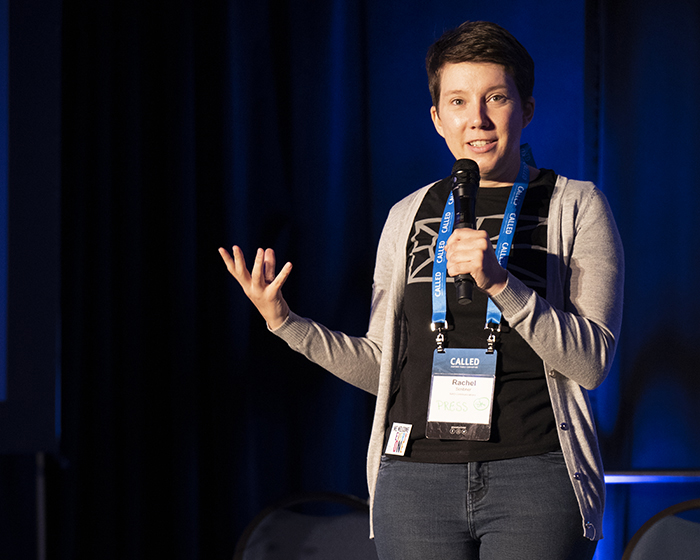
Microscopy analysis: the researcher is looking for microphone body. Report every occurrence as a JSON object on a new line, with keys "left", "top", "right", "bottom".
{"left": 451, "top": 159, "right": 480, "bottom": 305}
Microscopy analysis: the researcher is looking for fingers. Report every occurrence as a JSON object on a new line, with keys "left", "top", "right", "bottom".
{"left": 218, "top": 246, "right": 240, "bottom": 278}
{"left": 218, "top": 247, "right": 234, "bottom": 270}
{"left": 231, "top": 245, "right": 249, "bottom": 279}
{"left": 218, "top": 246, "right": 252, "bottom": 284}
{"left": 270, "top": 261, "right": 293, "bottom": 290}
{"left": 445, "top": 229, "right": 504, "bottom": 291}
{"left": 445, "top": 230, "right": 491, "bottom": 273}
{"left": 263, "top": 248, "right": 293, "bottom": 289}
{"left": 247, "top": 248, "right": 277, "bottom": 294}
{"left": 250, "top": 248, "right": 265, "bottom": 285}
{"left": 445, "top": 228, "right": 497, "bottom": 286}
{"left": 219, "top": 246, "right": 292, "bottom": 291}
{"left": 263, "top": 248, "right": 277, "bottom": 283}
{"left": 256, "top": 248, "right": 292, "bottom": 291}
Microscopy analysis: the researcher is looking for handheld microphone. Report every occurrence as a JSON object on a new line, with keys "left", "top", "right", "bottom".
{"left": 451, "top": 159, "right": 480, "bottom": 305}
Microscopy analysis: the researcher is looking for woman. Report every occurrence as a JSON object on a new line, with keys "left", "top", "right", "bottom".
{"left": 220, "top": 21, "right": 623, "bottom": 560}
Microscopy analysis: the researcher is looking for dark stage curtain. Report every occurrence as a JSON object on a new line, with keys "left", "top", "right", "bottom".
{"left": 55, "top": 1, "right": 379, "bottom": 558}
{"left": 1, "top": 0, "right": 692, "bottom": 559}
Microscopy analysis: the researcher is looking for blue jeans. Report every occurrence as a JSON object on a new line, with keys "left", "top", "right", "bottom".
{"left": 373, "top": 452, "right": 597, "bottom": 560}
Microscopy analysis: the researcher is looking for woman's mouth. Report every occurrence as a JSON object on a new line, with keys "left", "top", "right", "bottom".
{"left": 468, "top": 140, "right": 495, "bottom": 147}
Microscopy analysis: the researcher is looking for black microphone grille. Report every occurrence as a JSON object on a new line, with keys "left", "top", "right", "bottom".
{"left": 452, "top": 158, "right": 479, "bottom": 184}
{"left": 452, "top": 158, "right": 478, "bottom": 173}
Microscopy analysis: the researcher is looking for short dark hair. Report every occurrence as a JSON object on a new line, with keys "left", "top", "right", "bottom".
{"left": 426, "top": 21, "right": 535, "bottom": 109}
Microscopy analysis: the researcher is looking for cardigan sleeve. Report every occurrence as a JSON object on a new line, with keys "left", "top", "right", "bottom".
{"left": 490, "top": 184, "right": 624, "bottom": 390}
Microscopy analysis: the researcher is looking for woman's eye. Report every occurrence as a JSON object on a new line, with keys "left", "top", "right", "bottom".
{"left": 450, "top": 98, "right": 464, "bottom": 106}
{"left": 489, "top": 94, "right": 507, "bottom": 103}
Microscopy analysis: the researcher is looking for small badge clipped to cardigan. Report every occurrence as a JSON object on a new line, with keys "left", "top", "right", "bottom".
{"left": 385, "top": 422, "right": 412, "bottom": 456}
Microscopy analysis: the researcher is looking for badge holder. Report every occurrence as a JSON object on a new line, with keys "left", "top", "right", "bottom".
{"left": 426, "top": 346, "right": 496, "bottom": 440}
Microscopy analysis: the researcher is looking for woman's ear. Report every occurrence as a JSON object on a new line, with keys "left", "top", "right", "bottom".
{"left": 431, "top": 105, "right": 445, "bottom": 138}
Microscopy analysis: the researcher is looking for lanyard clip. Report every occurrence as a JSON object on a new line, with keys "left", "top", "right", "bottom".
{"left": 431, "top": 321, "right": 449, "bottom": 354}
{"left": 485, "top": 322, "right": 500, "bottom": 355}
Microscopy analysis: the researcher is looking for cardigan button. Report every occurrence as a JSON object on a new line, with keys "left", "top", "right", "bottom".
{"left": 560, "top": 422, "right": 569, "bottom": 431}
{"left": 573, "top": 472, "right": 582, "bottom": 480}
{"left": 548, "top": 369, "right": 557, "bottom": 377}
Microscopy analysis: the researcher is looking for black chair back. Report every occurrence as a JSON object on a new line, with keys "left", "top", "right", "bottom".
{"left": 233, "top": 492, "right": 378, "bottom": 560}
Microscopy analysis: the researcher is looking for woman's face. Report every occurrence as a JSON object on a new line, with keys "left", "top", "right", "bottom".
{"left": 431, "top": 62, "right": 535, "bottom": 187}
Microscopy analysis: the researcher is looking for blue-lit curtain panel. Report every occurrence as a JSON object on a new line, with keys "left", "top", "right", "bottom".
{"left": 593, "top": 1, "right": 700, "bottom": 558}
{"left": 2, "top": 0, "right": 692, "bottom": 559}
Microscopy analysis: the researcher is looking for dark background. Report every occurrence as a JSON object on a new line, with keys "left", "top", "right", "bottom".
{"left": 2, "top": 0, "right": 699, "bottom": 559}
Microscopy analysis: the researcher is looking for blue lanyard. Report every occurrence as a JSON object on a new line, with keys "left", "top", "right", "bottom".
{"left": 430, "top": 191, "right": 455, "bottom": 329}
{"left": 485, "top": 159, "right": 530, "bottom": 328}
{"left": 431, "top": 155, "right": 532, "bottom": 338}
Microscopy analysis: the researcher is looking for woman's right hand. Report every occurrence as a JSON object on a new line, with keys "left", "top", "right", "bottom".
{"left": 218, "top": 246, "right": 292, "bottom": 330}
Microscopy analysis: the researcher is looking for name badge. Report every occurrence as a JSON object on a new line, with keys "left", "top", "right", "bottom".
{"left": 426, "top": 348, "right": 496, "bottom": 441}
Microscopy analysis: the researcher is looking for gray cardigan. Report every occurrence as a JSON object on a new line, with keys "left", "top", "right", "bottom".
{"left": 274, "top": 174, "right": 624, "bottom": 540}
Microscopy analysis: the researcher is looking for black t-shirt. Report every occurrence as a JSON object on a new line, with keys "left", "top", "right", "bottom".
{"left": 385, "top": 168, "right": 561, "bottom": 462}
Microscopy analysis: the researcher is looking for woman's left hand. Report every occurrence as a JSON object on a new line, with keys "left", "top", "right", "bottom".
{"left": 445, "top": 228, "right": 508, "bottom": 297}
